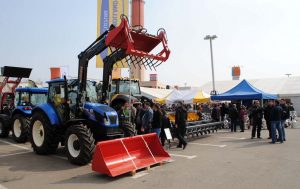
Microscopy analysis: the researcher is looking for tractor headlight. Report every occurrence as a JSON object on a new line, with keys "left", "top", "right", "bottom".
{"left": 104, "top": 117, "right": 110, "bottom": 126}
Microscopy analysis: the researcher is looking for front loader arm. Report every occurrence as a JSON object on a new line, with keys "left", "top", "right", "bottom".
{"left": 77, "top": 30, "right": 109, "bottom": 105}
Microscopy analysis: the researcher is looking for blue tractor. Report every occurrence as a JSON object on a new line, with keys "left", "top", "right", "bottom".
{"left": 29, "top": 15, "right": 170, "bottom": 165}
{"left": 29, "top": 78, "right": 121, "bottom": 165}
{"left": 11, "top": 87, "right": 48, "bottom": 143}
{"left": 0, "top": 66, "right": 48, "bottom": 143}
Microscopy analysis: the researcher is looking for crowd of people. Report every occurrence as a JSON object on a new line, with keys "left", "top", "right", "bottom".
{"left": 117, "top": 101, "right": 188, "bottom": 150}
{"left": 198, "top": 99, "right": 294, "bottom": 143}
{"left": 116, "top": 98, "right": 294, "bottom": 149}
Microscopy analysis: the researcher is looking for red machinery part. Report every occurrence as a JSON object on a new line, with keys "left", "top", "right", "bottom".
{"left": 92, "top": 133, "right": 171, "bottom": 177}
{"left": 105, "top": 17, "right": 170, "bottom": 62}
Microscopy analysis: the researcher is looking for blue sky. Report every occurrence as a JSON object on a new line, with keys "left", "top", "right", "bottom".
{"left": 1, "top": 0, "right": 300, "bottom": 86}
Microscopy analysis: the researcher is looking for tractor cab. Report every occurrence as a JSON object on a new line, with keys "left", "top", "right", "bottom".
{"left": 14, "top": 87, "right": 48, "bottom": 116}
{"left": 110, "top": 78, "right": 141, "bottom": 97}
{"left": 46, "top": 78, "right": 99, "bottom": 122}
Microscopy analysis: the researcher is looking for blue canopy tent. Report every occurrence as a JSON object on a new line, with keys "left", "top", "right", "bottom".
{"left": 211, "top": 79, "right": 278, "bottom": 100}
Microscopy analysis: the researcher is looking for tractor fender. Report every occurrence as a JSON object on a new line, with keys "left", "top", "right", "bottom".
{"left": 12, "top": 107, "right": 31, "bottom": 118}
{"left": 32, "top": 104, "right": 60, "bottom": 126}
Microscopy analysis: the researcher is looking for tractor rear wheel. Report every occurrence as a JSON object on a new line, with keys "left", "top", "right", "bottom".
{"left": 0, "top": 115, "right": 10, "bottom": 138}
{"left": 65, "top": 124, "right": 95, "bottom": 165}
{"left": 30, "top": 113, "right": 59, "bottom": 154}
{"left": 12, "top": 114, "right": 29, "bottom": 143}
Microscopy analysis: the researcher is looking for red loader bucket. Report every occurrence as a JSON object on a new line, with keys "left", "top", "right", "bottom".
{"left": 92, "top": 133, "right": 171, "bottom": 177}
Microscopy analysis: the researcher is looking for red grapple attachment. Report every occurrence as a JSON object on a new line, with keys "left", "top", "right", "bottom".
{"left": 92, "top": 133, "right": 171, "bottom": 177}
{"left": 105, "top": 16, "right": 170, "bottom": 70}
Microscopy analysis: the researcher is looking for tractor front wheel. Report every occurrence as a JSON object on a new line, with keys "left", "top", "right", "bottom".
{"left": 30, "top": 113, "right": 59, "bottom": 154}
{"left": 65, "top": 124, "right": 95, "bottom": 165}
{"left": 12, "top": 114, "right": 29, "bottom": 143}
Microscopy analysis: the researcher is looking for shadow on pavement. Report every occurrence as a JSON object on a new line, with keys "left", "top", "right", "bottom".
{"left": 53, "top": 172, "right": 129, "bottom": 185}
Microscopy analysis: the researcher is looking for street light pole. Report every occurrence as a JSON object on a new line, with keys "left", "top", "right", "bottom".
{"left": 285, "top": 73, "right": 292, "bottom": 78}
{"left": 204, "top": 35, "right": 217, "bottom": 95}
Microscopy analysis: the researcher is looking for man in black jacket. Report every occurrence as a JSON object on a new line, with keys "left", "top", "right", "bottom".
{"left": 211, "top": 104, "right": 221, "bottom": 122}
{"left": 270, "top": 100, "right": 283, "bottom": 143}
{"left": 264, "top": 101, "right": 273, "bottom": 139}
{"left": 175, "top": 102, "right": 188, "bottom": 150}
{"left": 250, "top": 100, "right": 264, "bottom": 139}
{"left": 228, "top": 104, "right": 239, "bottom": 132}
{"left": 220, "top": 103, "right": 228, "bottom": 121}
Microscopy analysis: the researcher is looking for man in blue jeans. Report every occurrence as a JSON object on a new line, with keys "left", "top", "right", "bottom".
{"left": 141, "top": 102, "right": 153, "bottom": 134}
{"left": 270, "top": 100, "right": 283, "bottom": 143}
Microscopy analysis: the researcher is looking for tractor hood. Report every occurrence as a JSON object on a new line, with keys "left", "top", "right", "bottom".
{"left": 83, "top": 102, "right": 118, "bottom": 127}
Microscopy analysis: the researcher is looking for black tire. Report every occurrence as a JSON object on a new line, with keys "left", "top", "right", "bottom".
{"left": 12, "top": 114, "right": 29, "bottom": 143}
{"left": 29, "top": 113, "right": 59, "bottom": 154}
{"left": 65, "top": 124, "right": 95, "bottom": 165}
{"left": 0, "top": 114, "right": 10, "bottom": 138}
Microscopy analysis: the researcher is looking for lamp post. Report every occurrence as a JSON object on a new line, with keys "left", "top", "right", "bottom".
{"left": 204, "top": 35, "right": 217, "bottom": 95}
{"left": 285, "top": 73, "right": 292, "bottom": 78}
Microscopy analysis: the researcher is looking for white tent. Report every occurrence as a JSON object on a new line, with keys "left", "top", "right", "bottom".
{"left": 140, "top": 87, "right": 173, "bottom": 100}
{"left": 181, "top": 90, "right": 210, "bottom": 104}
{"left": 165, "top": 90, "right": 188, "bottom": 104}
{"left": 160, "top": 89, "right": 210, "bottom": 105}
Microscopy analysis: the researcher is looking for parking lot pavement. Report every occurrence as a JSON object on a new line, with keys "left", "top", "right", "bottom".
{"left": 1, "top": 127, "right": 300, "bottom": 189}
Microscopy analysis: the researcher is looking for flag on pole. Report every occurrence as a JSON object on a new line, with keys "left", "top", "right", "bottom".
{"left": 96, "top": 0, "right": 129, "bottom": 68}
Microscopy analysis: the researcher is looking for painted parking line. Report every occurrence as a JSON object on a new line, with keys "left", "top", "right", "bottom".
{"left": 189, "top": 142, "right": 227, "bottom": 148}
{"left": 169, "top": 153, "right": 197, "bottom": 159}
{"left": 219, "top": 137, "right": 246, "bottom": 140}
{"left": 0, "top": 139, "right": 30, "bottom": 150}
{"left": 0, "top": 151, "right": 32, "bottom": 158}
{"left": 0, "top": 139, "right": 69, "bottom": 161}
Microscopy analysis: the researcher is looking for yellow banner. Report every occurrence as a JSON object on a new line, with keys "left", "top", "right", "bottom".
{"left": 96, "top": 0, "right": 129, "bottom": 68}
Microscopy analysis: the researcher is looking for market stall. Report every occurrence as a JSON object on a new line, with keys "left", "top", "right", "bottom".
{"left": 211, "top": 79, "right": 278, "bottom": 100}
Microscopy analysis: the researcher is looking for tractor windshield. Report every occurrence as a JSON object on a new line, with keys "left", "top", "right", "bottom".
{"left": 15, "top": 92, "right": 47, "bottom": 107}
{"left": 86, "top": 81, "right": 98, "bottom": 103}
{"left": 67, "top": 80, "right": 98, "bottom": 103}
{"left": 31, "top": 93, "right": 47, "bottom": 106}
{"left": 119, "top": 80, "right": 140, "bottom": 96}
